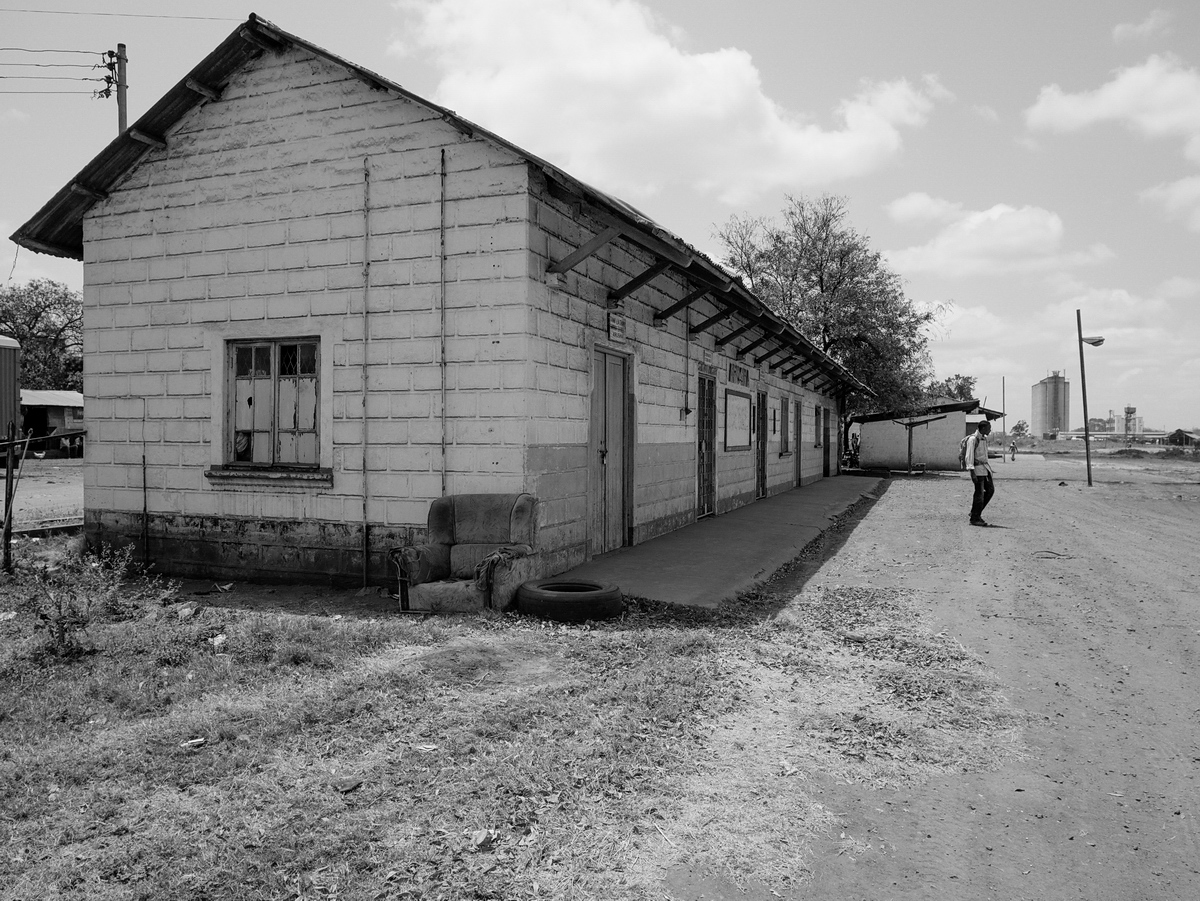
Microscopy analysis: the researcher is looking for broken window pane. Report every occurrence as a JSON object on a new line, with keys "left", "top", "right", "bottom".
{"left": 228, "top": 339, "right": 320, "bottom": 468}
{"left": 235, "top": 431, "right": 253, "bottom": 462}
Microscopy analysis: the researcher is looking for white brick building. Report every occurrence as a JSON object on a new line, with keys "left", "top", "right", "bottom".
{"left": 852, "top": 401, "right": 1002, "bottom": 472}
{"left": 12, "top": 15, "right": 866, "bottom": 586}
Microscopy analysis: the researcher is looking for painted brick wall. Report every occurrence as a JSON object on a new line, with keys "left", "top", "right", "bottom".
{"left": 525, "top": 174, "right": 840, "bottom": 554}
{"left": 81, "top": 45, "right": 534, "bottom": 581}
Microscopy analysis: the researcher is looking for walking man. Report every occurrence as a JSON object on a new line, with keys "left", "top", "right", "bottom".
{"left": 965, "top": 420, "right": 995, "bottom": 526}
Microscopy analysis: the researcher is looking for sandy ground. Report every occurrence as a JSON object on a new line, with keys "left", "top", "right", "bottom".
{"left": 4, "top": 458, "right": 83, "bottom": 528}
{"left": 790, "top": 452, "right": 1200, "bottom": 900}
{"left": 7, "top": 451, "right": 1200, "bottom": 899}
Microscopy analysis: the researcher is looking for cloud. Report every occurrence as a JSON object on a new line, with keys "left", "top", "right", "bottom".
{"left": 1025, "top": 54, "right": 1200, "bottom": 163}
{"left": 1113, "top": 9, "right": 1172, "bottom": 43}
{"left": 884, "top": 196, "right": 1113, "bottom": 277}
{"left": 389, "top": 0, "right": 946, "bottom": 205}
{"left": 1140, "top": 175, "right": 1200, "bottom": 230}
{"left": 886, "top": 191, "right": 962, "bottom": 223}
{"left": 2, "top": 108, "right": 29, "bottom": 124}
{"left": 972, "top": 104, "right": 1000, "bottom": 123}
{"left": 1159, "top": 275, "right": 1200, "bottom": 298}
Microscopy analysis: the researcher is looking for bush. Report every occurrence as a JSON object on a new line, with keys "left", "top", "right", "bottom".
{"left": 12, "top": 544, "right": 176, "bottom": 660}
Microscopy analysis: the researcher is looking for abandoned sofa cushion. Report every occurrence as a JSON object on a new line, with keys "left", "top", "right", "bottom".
{"left": 449, "top": 494, "right": 537, "bottom": 546}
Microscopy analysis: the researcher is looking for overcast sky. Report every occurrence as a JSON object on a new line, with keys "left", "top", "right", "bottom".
{"left": 3, "top": 1, "right": 1197, "bottom": 430}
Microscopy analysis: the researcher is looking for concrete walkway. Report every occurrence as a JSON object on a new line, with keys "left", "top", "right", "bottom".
{"left": 564, "top": 475, "right": 884, "bottom": 607}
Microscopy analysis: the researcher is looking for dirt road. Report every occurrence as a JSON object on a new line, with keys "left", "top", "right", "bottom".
{"left": 796, "top": 453, "right": 1200, "bottom": 900}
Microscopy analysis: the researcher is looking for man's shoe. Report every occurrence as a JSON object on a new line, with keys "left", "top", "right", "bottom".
{"left": 970, "top": 519, "right": 989, "bottom": 527}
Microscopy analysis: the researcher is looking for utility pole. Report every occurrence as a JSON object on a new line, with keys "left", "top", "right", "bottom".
{"left": 116, "top": 43, "right": 127, "bottom": 134}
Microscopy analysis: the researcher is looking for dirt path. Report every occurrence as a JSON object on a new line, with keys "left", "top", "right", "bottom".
{"left": 794, "top": 454, "right": 1200, "bottom": 899}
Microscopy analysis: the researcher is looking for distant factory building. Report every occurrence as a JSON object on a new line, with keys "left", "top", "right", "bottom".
{"left": 1032, "top": 371, "right": 1070, "bottom": 438}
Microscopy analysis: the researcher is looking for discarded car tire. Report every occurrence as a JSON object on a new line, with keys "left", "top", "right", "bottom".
{"left": 516, "top": 579, "right": 623, "bottom": 622}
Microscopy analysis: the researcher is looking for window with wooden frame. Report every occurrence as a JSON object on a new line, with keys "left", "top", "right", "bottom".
{"left": 228, "top": 339, "right": 320, "bottom": 468}
{"left": 780, "top": 397, "right": 790, "bottom": 455}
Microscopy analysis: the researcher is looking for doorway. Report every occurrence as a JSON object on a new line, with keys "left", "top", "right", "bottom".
{"left": 590, "top": 349, "right": 628, "bottom": 555}
{"left": 822, "top": 406, "right": 831, "bottom": 477}
{"left": 755, "top": 391, "right": 768, "bottom": 498}
{"left": 795, "top": 399, "right": 803, "bottom": 486}
{"left": 697, "top": 375, "right": 716, "bottom": 518}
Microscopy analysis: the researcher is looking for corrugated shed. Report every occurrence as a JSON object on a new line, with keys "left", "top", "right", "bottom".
{"left": 0, "top": 336, "right": 18, "bottom": 436}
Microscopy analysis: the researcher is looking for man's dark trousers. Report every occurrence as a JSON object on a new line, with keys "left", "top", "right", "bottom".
{"left": 970, "top": 473, "right": 995, "bottom": 522}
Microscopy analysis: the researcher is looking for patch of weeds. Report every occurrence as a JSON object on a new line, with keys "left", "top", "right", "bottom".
{"left": 6, "top": 543, "right": 176, "bottom": 661}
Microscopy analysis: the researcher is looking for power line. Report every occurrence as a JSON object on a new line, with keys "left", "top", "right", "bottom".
{"left": 0, "top": 8, "right": 241, "bottom": 21}
{"left": 0, "top": 89, "right": 96, "bottom": 93}
{"left": 0, "top": 74, "right": 107, "bottom": 80}
{"left": 0, "top": 47, "right": 101, "bottom": 54}
{"left": 0, "top": 61, "right": 101, "bottom": 67}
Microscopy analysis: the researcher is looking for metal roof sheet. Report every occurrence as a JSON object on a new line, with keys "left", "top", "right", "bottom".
{"left": 20, "top": 389, "right": 84, "bottom": 408}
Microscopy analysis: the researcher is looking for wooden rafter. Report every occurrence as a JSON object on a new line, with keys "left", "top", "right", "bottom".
{"left": 689, "top": 304, "right": 734, "bottom": 335}
{"left": 654, "top": 286, "right": 710, "bottom": 323}
{"left": 609, "top": 259, "right": 672, "bottom": 303}
{"left": 69, "top": 182, "right": 108, "bottom": 201}
{"left": 184, "top": 77, "right": 222, "bottom": 101}
{"left": 548, "top": 225, "right": 621, "bottom": 275}
{"left": 239, "top": 25, "right": 287, "bottom": 53}
{"left": 737, "top": 333, "right": 771, "bottom": 358}
{"left": 715, "top": 318, "right": 757, "bottom": 347}
{"left": 755, "top": 344, "right": 786, "bottom": 366}
{"left": 129, "top": 128, "right": 167, "bottom": 149}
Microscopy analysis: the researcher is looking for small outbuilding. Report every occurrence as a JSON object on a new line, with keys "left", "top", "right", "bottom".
{"left": 851, "top": 400, "right": 1003, "bottom": 472}
{"left": 11, "top": 15, "right": 867, "bottom": 585}
{"left": 1166, "top": 429, "right": 1199, "bottom": 447}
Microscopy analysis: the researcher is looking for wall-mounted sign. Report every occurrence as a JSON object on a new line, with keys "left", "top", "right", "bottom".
{"left": 728, "top": 363, "right": 750, "bottom": 386}
{"left": 607, "top": 311, "right": 627, "bottom": 343}
{"left": 698, "top": 362, "right": 718, "bottom": 378}
{"left": 724, "top": 389, "right": 752, "bottom": 450}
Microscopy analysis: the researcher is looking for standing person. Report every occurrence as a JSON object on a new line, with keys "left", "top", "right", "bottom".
{"left": 965, "top": 420, "right": 995, "bottom": 526}
{"left": 1010, "top": 439, "right": 1017, "bottom": 462}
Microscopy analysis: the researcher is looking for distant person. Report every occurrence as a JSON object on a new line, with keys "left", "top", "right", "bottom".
{"left": 1010, "top": 440, "right": 1017, "bottom": 462}
{"left": 965, "top": 420, "right": 995, "bottom": 526}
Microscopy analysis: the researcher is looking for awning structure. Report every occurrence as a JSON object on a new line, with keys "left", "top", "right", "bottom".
{"left": 11, "top": 14, "right": 869, "bottom": 399}
{"left": 21, "top": 389, "right": 85, "bottom": 408}
{"left": 849, "top": 400, "right": 1004, "bottom": 425}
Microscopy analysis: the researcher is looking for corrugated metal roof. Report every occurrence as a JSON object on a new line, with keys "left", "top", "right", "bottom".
{"left": 21, "top": 389, "right": 84, "bottom": 408}
{"left": 11, "top": 14, "right": 868, "bottom": 396}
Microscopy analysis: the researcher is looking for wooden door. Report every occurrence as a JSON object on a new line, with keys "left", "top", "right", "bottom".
{"left": 822, "top": 406, "right": 831, "bottom": 477}
{"left": 697, "top": 375, "right": 716, "bottom": 517}
{"left": 590, "top": 350, "right": 627, "bottom": 555}
{"left": 795, "top": 400, "right": 803, "bottom": 486}
{"left": 756, "top": 391, "right": 768, "bottom": 498}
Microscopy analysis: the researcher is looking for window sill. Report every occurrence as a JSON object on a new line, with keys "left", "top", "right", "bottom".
{"left": 779, "top": 451, "right": 793, "bottom": 459}
{"left": 205, "top": 467, "right": 333, "bottom": 488}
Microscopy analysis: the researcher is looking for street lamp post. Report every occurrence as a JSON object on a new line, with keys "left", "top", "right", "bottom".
{"left": 1076, "top": 309, "right": 1105, "bottom": 487}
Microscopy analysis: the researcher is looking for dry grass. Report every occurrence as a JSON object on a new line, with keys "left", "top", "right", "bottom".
{"left": 0, "top": 537, "right": 1026, "bottom": 900}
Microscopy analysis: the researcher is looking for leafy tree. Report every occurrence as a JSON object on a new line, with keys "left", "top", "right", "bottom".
{"left": 717, "top": 194, "right": 941, "bottom": 426}
{"left": 927, "top": 373, "right": 977, "bottom": 402}
{"left": 0, "top": 279, "right": 83, "bottom": 391}
{"left": 1010, "top": 420, "right": 1029, "bottom": 438}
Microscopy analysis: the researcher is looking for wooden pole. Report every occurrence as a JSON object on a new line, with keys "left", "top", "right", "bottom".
{"left": 2, "top": 422, "right": 13, "bottom": 573}
{"left": 116, "top": 43, "right": 127, "bottom": 134}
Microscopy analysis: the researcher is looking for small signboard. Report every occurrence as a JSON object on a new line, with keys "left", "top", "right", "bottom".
{"left": 607, "top": 311, "right": 627, "bottom": 343}
{"left": 724, "top": 389, "right": 752, "bottom": 450}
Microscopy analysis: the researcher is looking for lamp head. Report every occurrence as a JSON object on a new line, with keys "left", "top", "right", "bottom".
{"left": 1081, "top": 336, "right": 1105, "bottom": 347}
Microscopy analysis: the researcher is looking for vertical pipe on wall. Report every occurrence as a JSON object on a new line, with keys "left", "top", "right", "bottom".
{"left": 439, "top": 149, "right": 448, "bottom": 497}
{"left": 361, "top": 157, "right": 372, "bottom": 587}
